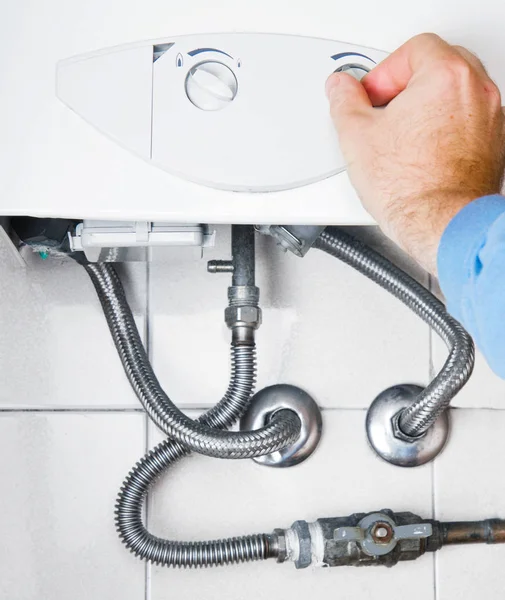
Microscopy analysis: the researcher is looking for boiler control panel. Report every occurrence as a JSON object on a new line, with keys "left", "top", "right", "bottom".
{"left": 57, "top": 34, "right": 387, "bottom": 193}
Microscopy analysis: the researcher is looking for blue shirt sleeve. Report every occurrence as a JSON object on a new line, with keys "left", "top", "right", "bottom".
{"left": 437, "top": 194, "right": 505, "bottom": 378}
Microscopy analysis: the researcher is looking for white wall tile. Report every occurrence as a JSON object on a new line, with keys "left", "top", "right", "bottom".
{"left": 435, "top": 409, "right": 505, "bottom": 599}
{"left": 148, "top": 409, "right": 434, "bottom": 600}
{"left": 0, "top": 249, "right": 146, "bottom": 408}
{"left": 0, "top": 224, "right": 456, "bottom": 600}
{"left": 0, "top": 412, "right": 146, "bottom": 600}
{"left": 150, "top": 226, "right": 430, "bottom": 410}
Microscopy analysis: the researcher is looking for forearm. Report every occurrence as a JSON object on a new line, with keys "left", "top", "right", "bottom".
{"left": 380, "top": 191, "right": 484, "bottom": 275}
{"left": 326, "top": 33, "right": 505, "bottom": 278}
{"left": 326, "top": 34, "right": 505, "bottom": 377}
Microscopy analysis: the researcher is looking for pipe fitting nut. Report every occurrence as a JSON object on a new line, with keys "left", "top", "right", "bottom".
{"left": 273, "top": 529, "right": 288, "bottom": 563}
{"left": 225, "top": 305, "right": 262, "bottom": 329}
{"left": 391, "top": 410, "right": 425, "bottom": 443}
{"left": 291, "top": 520, "right": 312, "bottom": 569}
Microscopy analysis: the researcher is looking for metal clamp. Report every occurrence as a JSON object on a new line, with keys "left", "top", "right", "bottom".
{"left": 256, "top": 225, "right": 326, "bottom": 257}
{"left": 240, "top": 384, "right": 323, "bottom": 467}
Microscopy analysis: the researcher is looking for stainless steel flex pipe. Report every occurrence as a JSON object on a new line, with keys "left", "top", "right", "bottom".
{"left": 314, "top": 227, "right": 475, "bottom": 438}
{"left": 81, "top": 223, "right": 476, "bottom": 566}
{"left": 114, "top": 341, "right": 281, "bottom": 567}
{"left": 83, "top": 225, "right": 302, "bottom": 567}
{"left": 84, "top": 263, "right": 300, "bottom": 459}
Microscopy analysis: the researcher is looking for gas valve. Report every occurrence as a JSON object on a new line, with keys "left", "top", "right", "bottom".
{"left": 273, "top": 509, "right": 505, "bottom": 569}
{"left": 333, "top": 511, "right": 432, "bottom": 563}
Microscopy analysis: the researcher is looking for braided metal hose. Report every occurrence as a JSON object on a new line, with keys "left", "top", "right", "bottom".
{"left": 83, "top": 262, "right": 288, "bottom": 566}
{"left": 84, "top": 263, "right": 300, "bottom": 458}
{"left": 115, "top": 343, "right": 279, "bottom": 567}
{"left": 314, "top": 228, "right": 474, "bottom": 437}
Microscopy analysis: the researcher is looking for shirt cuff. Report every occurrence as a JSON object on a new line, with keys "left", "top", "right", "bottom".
{"left": 437, "top": 194, "right": 505, "bottom": 321}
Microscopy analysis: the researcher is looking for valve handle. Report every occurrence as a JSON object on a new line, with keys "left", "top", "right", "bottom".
{"left": 334, "top": 516, "right": 433, "bottom": 558}
{"left": 394, "top": 523, "right": 432, "bottom": 540}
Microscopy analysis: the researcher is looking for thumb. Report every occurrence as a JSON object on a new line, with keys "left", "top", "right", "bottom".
{"left": 326, "top": 72, "right": 373, "bottom": 136}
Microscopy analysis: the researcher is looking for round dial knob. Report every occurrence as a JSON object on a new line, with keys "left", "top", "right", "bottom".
{"left": 185, "top": 61, "right": 238, "bottom": 111}
{"left": 335, "top": 63, "right": 370, "bottom": 81}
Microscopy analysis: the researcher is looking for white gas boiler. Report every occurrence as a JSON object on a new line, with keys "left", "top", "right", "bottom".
{"left": 1, "top": 0, "right": 503, "bottom": 576}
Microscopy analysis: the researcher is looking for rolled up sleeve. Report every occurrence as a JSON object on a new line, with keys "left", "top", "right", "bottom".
{"left": 438, "top": 194, "right": 505, "bottom": 378}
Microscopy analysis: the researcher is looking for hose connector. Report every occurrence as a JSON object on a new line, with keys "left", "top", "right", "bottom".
{"left": 223, "top": 226, "right": 262, "bottom": 336}
{"left": 225, "top": 286, "right": 262, "bottom": 331}
{"left": 366, "top": 385, "right": 450, "bottom": 467}
{"left": 266, "top": 225, "right": 326, "bottom": 257}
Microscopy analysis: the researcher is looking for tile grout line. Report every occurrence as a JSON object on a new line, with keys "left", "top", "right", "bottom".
{"left": 144, "top": 406, "right": 151, "bottom": 600}
{"left": 428, "top": 273, "right": 435, "bottom": 381}
{"left": 431, "top": 460, "right": 436, "bottom": 519}
{"left": 2, "top": 405, "right": 501, "bottom": 415}
{"left": 144, "top": 260, "right": 152, "bottom": 600}
{"left": 433, "top": 554, "right": 438, "bottom": 600}
{"left": 0, "top": 405, "right": 443, "bottom": 414}
{"left": 0, "top": 407, "right": 146, "bottom": 413}
{"left": 432, "top": 456, "right": 438, "bottom": 600}
{"left": 145, "top": 258, "right": 151, "bottom": 362}
{"left": 429, "top": 278, "right": 438, "bottom": 598}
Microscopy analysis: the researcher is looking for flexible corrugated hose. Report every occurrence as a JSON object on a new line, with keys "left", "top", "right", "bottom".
{"left": 84, "top": 263, "right": 300, "bottom": 459}
{"left": 314, "top": 228, "right": 475, "bottom": 437}
{"left": 84, "top": 262, "right": 287, "bottom": 567}
{"left": 114, "top": 343, "right": 280, "bottom": 567}
{"left": 83, "top": 225, "right": 474, "bottom": 568}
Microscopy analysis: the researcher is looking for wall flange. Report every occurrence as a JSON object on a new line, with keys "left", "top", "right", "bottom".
{"left": 240, "top": 384, "right": 323, "bottom": 468}
{"left": 366, "top": 385, "right": 450, "bottom": 467}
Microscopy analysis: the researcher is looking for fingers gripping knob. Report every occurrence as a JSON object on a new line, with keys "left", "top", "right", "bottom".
{"left": 334, "top": 63, "right": 370, "bottom": 81}
{"left": 325, "top": 65, "right": 372, "bottom": 117}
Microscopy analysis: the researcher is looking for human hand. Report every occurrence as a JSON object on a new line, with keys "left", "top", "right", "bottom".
{"left": 326, "top": 33, "right": 505, "bottom": 273}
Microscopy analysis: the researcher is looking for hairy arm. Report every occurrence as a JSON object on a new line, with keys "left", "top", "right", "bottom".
{"left": 326, "top": 33, "right": 505, "bottom": 274}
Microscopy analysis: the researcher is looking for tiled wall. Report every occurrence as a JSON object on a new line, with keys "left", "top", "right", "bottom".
{"left": 1, "top": 225, "right": 504, "bottom": 600}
